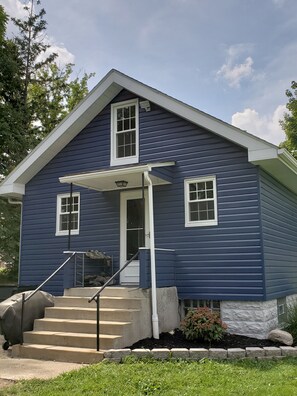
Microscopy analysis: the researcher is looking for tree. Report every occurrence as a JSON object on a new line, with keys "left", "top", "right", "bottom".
{"left": 29, "top": 63, "right": 94, "bottom": 141}
{"left": 0, "top": 6, "right": 26, "bottom": 177}
{"left": 280, "top": 81, "right": 297, "bottom": 158}
{"left": 0, "top": 6, "right": 22, "bottom": 277}
{"left": 0, "top": 1, "right": 94, "bottom": 279}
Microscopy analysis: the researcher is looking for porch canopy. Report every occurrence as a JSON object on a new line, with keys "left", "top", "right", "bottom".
{"left": 59, "top": 162, "right": 175, "bottom": 191}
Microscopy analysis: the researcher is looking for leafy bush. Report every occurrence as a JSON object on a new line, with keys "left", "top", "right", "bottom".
{"left": 284, "top": 303, "right": 297, "bottom": 343}
{"left": 180, "top": 307, "right": 227, "bottom": 343}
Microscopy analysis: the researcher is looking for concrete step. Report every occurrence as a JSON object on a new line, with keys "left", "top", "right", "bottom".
{"left": 54, "top": 296, "right": 143, "bottom": 309}
{"left": 34, "top": 318, "right": 131, "bottom": 335}
{"left": 12, "top": 344, "right": 104, "bottom": 364}
{"left": 45, "top": 306, "right": 140, "bottom": 321}
{"left": 23, "top": 330, "right": 122, "bottom": 350}
{"left": 65, "top": 286, "right": 150, "bottom": 299}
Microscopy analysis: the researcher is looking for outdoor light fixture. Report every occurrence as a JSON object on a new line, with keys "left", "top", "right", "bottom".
{"left": 115, "top": 180, "right": 128, "bottom": 188}
{"left": 139, "top": 100, "right": 151, "bottom": 112}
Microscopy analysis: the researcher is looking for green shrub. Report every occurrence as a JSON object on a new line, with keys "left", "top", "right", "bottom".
{"left": 284, "top": 303, "right": 297, "bottom": 343}
{"left": 180, "top": 307, "right": 227, "bottom": 343}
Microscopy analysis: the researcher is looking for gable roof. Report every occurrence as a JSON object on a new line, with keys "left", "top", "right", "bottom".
{"left": 1, "top": 69, "right": 297, "bottom": 199}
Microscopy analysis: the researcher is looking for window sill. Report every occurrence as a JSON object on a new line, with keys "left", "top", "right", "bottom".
{"left": 55, "top": 230, "right": 79, "bottom": 236}
{"left": 185, "top": 220, "right": 218, "bottom": 228}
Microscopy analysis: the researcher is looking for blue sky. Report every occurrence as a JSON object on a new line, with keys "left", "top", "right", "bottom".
{"left": 2, "top": 0, "right": 297, "bottom": 145}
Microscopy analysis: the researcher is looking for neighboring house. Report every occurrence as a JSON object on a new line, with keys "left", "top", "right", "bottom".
{"left": 1, "top": 69, "right": 297, "bottom": 339}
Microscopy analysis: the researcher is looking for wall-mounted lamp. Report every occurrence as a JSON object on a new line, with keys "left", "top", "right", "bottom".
{"left": 115, "top": 180, "right": 128, "bottom": 188}
{"left": 139, "top": 100, "right": 151, "bottom": 112}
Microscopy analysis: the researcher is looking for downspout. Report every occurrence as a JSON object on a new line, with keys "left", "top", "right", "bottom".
{"left": 8, "top": 199, "right": 23, "bottom": 286}
{"left": 144, "top": 170, "right": 159, "bottom": 339}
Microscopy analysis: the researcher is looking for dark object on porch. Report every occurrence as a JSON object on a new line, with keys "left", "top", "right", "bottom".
{"left": 84, "top": 250, "right": 113, "bottom": 286}
{"left": 86, "top": 250, "right": 111, "bottom": 262}
{"left": 84, "top": 274, "right": 115, "bottom": 287}
{"left": 0, "top": 290, "right": 54, "bottom": 350}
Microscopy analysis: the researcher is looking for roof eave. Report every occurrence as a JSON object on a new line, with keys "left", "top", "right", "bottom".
{"left": 250, "top": 148, "right": 297, "bottom": 194}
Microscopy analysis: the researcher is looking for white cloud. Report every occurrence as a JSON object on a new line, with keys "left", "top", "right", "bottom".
{"left": 2, "top": 0, "right": 74, "bottom": 67}
{"left": 217, "top": 56, "right": 254, "bottom": 88}
{"left": 231, "top": 105, "right": 286, "bottom": 145}
{"left": 38, "top": 41, "right": 75, "bottom": 68}
{"left": 217, "top": 44, "right": 255, "bottom": 88}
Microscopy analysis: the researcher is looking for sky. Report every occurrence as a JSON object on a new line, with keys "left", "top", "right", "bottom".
{"left": 1, "top": 0, "right": 297, "bottom": 146}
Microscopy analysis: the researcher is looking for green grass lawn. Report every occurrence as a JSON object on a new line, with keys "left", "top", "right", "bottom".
{"left": 2, "top": 357, "right": 297, "bottom": 396}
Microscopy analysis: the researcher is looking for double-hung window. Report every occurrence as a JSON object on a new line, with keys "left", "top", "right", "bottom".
{"left": 185, "top": 176, "right": 218, "bottom": 227}
{"left": 56, "top": 193, "right": 80, "bottom": 236}
{"left": 111, "top": 99, "right": 139, "bottom": 166}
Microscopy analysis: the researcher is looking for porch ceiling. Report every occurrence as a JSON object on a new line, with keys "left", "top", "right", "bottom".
{"left": 59, "top": 162, "right": 175, "bottom": 191}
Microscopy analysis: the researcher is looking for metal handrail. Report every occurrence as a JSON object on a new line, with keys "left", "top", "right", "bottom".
{"left": 88, "top": 251, "right": 139, "bottom": 351}
{"left": 20, "top": 251, "right": 76, "bottom": 344}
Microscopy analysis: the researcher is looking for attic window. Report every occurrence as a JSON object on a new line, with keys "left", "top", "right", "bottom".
{"left": 111, "top": 99, "right": 139, "bottom": 166}
{"left": 184, "top": 176, "right": 218, "bottom": 227}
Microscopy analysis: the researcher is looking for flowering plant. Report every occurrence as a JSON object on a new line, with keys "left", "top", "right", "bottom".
{"left": 180, "top": 307, "right": 227, "bottom": 343}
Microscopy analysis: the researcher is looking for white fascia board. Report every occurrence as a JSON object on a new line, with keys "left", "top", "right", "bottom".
{"left": 113, "top": 72, "right": 276, "bottom": 152}
{"left": 59, "top": 161, "right": 175, "bottom": 184}
{"left": 0, "top": 183, "right": 25, "bottom": 199}
{"left": 1, "top": 72, "right": 122, "bottom": 189}
{"left": 248, "top": 148, "right": 279, "bottom": 162}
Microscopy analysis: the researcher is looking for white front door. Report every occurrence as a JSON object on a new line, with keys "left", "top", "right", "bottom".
{"left": 120, "top": 190, "right": 149, "bottom": 284}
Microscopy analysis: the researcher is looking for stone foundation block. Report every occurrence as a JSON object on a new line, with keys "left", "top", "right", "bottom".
{"left": 131, "top": 349, "right": 152, "bottom": 359}
{"left": 104, "top": 349, "right": 131, "bottom": 360}
{"left": 246, "top": 347, "right": 265, "bottom": 358}
{"left": 151, "top": 348, "right": 170, "bottom": 360}
{"left": 227, "top": 348, "right": 246, "bottom": 359}
{"left": 280, "top": 347, "right": 297, "bottom": 357}
{"left": 209, "top": 348, "right": 227, "bottom": 360}
{"left": 263, "top": 347, "right": 281, "bottom": 357}
{"left": 189, "top": 348, "right": 209, "bottom": 360}
{"left": 171, "top": 348, "right": 190, "bottom": 359}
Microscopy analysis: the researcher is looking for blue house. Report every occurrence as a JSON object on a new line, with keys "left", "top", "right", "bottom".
{"left": 1, "top": 69, "right": 297, "bottom": 341}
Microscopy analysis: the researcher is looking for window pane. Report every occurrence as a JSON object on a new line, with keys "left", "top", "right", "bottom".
{"left": 190, "top": 192, "right": 196, "bottom": 201}
{"left": 127, "top": 199, "right": 144, "bottom": 229}
{"left": 198, "top": 191, "right": 206, "bottom": 199}
{"left": 117, "top": 131, "right": 136, "bottom": 158}
{"left": 126, "top": 229, "right": 144, "bottom": 260}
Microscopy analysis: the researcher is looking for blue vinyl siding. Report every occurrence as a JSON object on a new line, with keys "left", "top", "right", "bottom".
{"left": 20, "top": 89, "right": 264, "bottom": 299}
{"left": 260, "top": 170, "right": 297, "bottom": 299}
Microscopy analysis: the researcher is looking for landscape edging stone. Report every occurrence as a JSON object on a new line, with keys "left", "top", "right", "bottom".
{"left": 103, "top": 346, "right": 297, "bottom": 362}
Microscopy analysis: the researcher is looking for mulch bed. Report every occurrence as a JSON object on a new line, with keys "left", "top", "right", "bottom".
{"left": 129, "top": 329, "right": 283, "bottom": 350}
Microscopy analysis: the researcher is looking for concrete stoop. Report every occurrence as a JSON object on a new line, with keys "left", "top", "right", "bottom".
{"left": 12, "top": 287, "right": 152, "bottom": 364}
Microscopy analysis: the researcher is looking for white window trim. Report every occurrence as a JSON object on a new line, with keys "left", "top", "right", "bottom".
{"left": 56, "top": 192, "right": 80, "bottom": 236}
{"left": 110, "top": 99, "right": 139, "bottom": 166}
{"left": 184, "top": 176, "right": 218, "bottom": 227}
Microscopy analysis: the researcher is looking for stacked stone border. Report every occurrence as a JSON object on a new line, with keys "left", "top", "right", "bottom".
{"left": 103, "top": 346, "right": 297, "bottom": 362}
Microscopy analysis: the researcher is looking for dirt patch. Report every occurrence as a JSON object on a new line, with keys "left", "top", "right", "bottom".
{"left": 129, "top": 329, "right": 283, "bottom": 349}
{"left": 0, "top": 379, "right": 16, "bottom": 389}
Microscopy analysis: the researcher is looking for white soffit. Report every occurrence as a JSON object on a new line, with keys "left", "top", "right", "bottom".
{"left": 59, "top": 162, "right": 175, "bottom": 191}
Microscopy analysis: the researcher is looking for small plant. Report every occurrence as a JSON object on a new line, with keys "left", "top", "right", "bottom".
{"left": 180, "top": 307, "right": 227, "bottom": 343}
{"left": 284, "top": 303, "right": 297, "bottom": 343}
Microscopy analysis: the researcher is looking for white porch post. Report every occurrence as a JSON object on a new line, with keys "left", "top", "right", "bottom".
{"left": 144, "top": 170, "right": 159, "bottom": 339}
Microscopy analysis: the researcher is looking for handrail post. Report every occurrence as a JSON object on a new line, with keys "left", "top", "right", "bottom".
{"left": 20, "top": 293, "right": 25, "bottom": 345}
{"left": 96, "top": 295, "right": 100, "bottom": 351}
{"left": 19, "top": 251, "right": 78, "bottom": 347}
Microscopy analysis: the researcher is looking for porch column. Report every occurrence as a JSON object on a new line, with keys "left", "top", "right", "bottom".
{"left": 144, "top": 171, "right": 159, "bottom": 339}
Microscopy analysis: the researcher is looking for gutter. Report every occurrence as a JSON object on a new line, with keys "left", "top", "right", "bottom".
{"left": 7, "top": 198, "right": 23, "bottom": 287}
{"left": 144, "top": 170, "right": 159, "bottom": 339}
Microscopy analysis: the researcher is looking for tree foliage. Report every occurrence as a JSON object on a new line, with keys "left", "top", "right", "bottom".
{"left": 0, "top": 1, "right": 94, "bottom": 279}
{"left": 280, "top": 81, "right": 297, "bottom": 158}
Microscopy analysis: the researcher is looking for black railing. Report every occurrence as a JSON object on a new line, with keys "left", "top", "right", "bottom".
{"left": 88, "top": 251, "right": 139, "bottom": 351}
{"left": 20, "top": 252, "right": 76, "bottom": 344}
